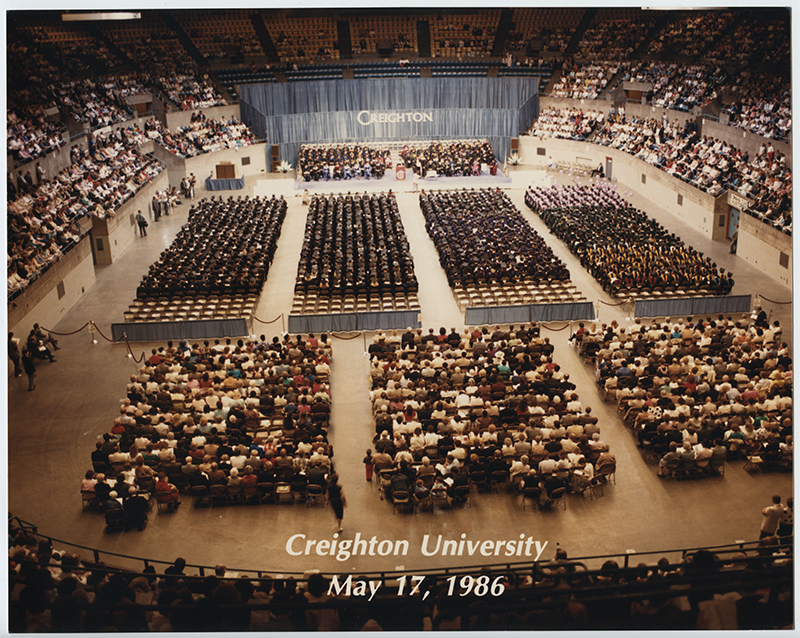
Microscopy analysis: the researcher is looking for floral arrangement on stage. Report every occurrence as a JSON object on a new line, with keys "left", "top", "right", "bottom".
{"left": 507, "top": 153, "right": 521, "bottom": 166}
{"left": 278, "top": 160, "right": 293, "bottom": 173}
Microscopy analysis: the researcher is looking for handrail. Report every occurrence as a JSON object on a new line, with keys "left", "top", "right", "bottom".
{"left": 8, "top": 514, "right": 790, "bottom": 580}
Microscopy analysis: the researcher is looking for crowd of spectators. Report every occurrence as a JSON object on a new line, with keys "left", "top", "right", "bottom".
{"left": 646, "top": 10, "right": 735, "bottom": 58}
{"left": 650, "top": 65, "right": 727, "bottom": 112}
{"left": 721, "top": 70, "right": 791, "bottom": 141}
{"left": 527, "top": 107, "right": 605, "bottom": 141}
{"left": 77, "top": 334, "right": 334, "bottom": 524}
{"left": 367, "top": 323, "right": 615, "bottom": 506}
{"left": 7, "top": 111, "right": 66, "bottom": 164}
{"left": 8, "top": 132, "right": 163, "bottom": 299}
{"left": 136, "top": 195, "right": 286, "bottom": 299}
{"left": 298, "top": 143, "right": 391, "bottom": 181}
{"left": 8, "top": 33, "right": 139, "bottom": 130}
{"left": 549, "top": 61, "right": 625, "bottom": 100}
{"left": 587, "top": 114, "right": 792, "bottom": 232}
{"left": 9, "top": 515, "right": 792, "bottom": 632}
{"left": 295, "top": 192, "right": 418, "bottom": 296}
{"left": 421, "top": 189, "right": 570, "bottom": 287}
{"left": 400, "top": 140, "right": 495, "bottom": 177}
{"left": 142, "top": 114, "right": 258, "bottom": 159}
{"left": 575, "top": 312, "right": 792, "bottom": 476}
{"left": 150, "top": 73, "right": 227, "bottom": 111}
{"left": 575, "top": 15, "right": 654, "bottom": 60}
{"left": 15, "top": 25, "right": 122, "bottom": 73}
{"left": 525, "top": 183, "right": 731, "bottom": 297}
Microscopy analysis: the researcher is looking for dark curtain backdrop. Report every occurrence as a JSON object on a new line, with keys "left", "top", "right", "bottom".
{"left": 634, "top": 295, "right": 752, "bottom": 318}
{"left": 239, "top": 77, "right": 539, "bottom": 169}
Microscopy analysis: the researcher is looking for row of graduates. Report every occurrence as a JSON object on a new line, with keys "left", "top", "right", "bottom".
{"left": 583, "top": 245, "right": 735, "bottom": 295}
{"left": 421, "top": 188, "right": 570, "bottom": 287}
{"left": 400, "top": 140, "right": 494, "bottom": 177}
{"left": 296, "top": 191, "right": 419, "bottom": 294}
{"left": 298, "top": 143, "right": 391, "bottom": 182}
{"left": 136, "top": 195, "right": 286, "bottom": 298}
{"left": 525, "top": 183, "right": 730, "bottom": 296}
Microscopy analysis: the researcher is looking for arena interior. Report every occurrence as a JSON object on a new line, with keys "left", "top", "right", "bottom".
{"left": 5, "top": 6, "right": 795, "bottom": 632}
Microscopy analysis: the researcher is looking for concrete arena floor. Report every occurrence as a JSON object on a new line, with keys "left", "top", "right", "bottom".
{"left": 7, "top": 165, "right": 793, "bottom": 578}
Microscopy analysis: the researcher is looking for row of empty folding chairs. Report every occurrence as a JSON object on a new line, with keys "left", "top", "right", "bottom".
{"left": 291, "top": 292, "right": 420, "bottom": 315}
{"left": 190, "top": 481, "right": 326, "bottom": 507}
{"left": 453, "top": 281, "right": 586, "bottom": 309}
{"left": 124, "top": 294, "right": 259, "bottom": 323}
{"left": 614, "top": 287, "right": 727, "bottom": 301}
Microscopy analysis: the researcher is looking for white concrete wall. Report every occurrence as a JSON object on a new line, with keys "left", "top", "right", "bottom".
{"left": 737, "top": 213, "right": 792, "bottom": 288}
{"left": 91, "top": 171, "right": 170, "bottom": 265}
{"left": 150, "top": 142, "right": 268, "bottom": 189}
{"left": 8, "top": 236, "right": 96, "bottom": 338}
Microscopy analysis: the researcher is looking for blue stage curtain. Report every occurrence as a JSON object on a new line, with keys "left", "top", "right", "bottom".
{"left": 239, "top": 78, "right": 538, "bottom": 170}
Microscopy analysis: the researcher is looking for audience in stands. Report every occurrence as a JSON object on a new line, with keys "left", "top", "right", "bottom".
{"left": 296, "top": 192, "right": 418, "bottom": 297}
{"left": 550, "top": 61, "right": 626, "bottom": 99}
{"left": 136, "top": 195, "right": 286, "bottom": 298}
{"left": 646, "top": 10, "right": 735, "bottom": 58}
{"left": 7, "top": 111, "right": 66, "bottom": 163}
{"left": 527, "top": 107, "right": 605, "bottom": 141}
{"left": 421, "top": 189, "right": 570, "bottom": 287}
{"left": 142, "top": 114, "right": 257, "bottom": 159}
{"left": 526, "top": 183, "right": 730, "bottom": 297}
{"left": 586, "top": 114, "right": 792, "bottom": 232}
{"left": 576, "top": 15, "right": 654, "bottom": 60}
{"left": 8, "top": 131, "right": 163, "bottom": 299}
{"left": 10, "top": 513, "right": 790, "bottom": 631}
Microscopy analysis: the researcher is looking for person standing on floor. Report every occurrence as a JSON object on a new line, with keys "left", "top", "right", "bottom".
{"left": 135, "top": 210, "right": 148, "bottom": 237}
{"left": 363, "top": 449, "right": 374, "bottom": 481}
{"left": 8, "top": 332, "right": 22, "bottom": 377}
{"left": 21, "top": 348, "right": 36, "bottom": 391}
{"left": 760, "top": 494, "right": 784, "bottom": 539}
{"left": 326, "top": 473, "right": 346, "bottom": 534}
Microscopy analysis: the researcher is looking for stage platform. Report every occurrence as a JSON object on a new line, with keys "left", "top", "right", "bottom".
{"left": 295, "top": 166, "right": 512, "bottom": 192}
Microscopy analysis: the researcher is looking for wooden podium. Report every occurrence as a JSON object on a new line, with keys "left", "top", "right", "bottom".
{"left": 216, "top": 162, "right": 235, "bottom": 179}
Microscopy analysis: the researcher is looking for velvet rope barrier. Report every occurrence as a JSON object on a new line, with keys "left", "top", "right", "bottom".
{"left": 252, "top": 313, "right": 284, "bottom": 324}
{"left": 598, "top": 299, "right": 629, "bottom": 306}
{"left": 122, "top": 335, "right": 146, "bottom": 364}
{"left": 758, "top": 296, "right": 792, "bottom": 305}
{"left": 330, "top": 332, "right": 363, "bottom": 340}
{"left": 90, "top": 321, "right": 122, "bottom": 344}
{"left": 541, "top": 322, "right": 572, "bottom": 332}
{"left": 39, "top": 322, "right": 90, "bottom": 336}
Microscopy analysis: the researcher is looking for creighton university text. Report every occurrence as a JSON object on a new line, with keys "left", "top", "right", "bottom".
{"left": 286, "top": 533, "right": 549, "bottom": 562}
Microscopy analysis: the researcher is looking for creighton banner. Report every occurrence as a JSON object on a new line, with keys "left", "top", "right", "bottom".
{"left": 238, "top": 77, "right": 539, "bottom": 170}
{"left": 357, "top": 110, "right": 434, "bottom": 126}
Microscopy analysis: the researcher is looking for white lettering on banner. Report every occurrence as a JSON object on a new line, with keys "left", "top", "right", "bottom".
{"left": 356, "top": 110, "right": 434, "bottom": 126}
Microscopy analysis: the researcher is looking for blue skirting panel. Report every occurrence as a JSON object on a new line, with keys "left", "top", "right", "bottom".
{"left": 465, "top": 302, "right": 595, "bottom": 326}
{"left": 634, "top": 295, "right": 751, "bottom": 318}
{"left": 205, "top": 177, "right": 245, "bottom": 191}
{"left": 287, "top": 311, "right": 421, "bottom": 334}
{"left": 111, "top": 318, "right": 250, "bottom": 342}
